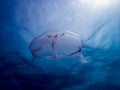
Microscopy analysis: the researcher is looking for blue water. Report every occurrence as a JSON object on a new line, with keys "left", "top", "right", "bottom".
{"left": 0, "top": 0, "right": 120, "bottom": 90}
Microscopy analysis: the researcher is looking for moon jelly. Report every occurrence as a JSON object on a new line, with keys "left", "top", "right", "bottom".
{"left": 29, "top": 30, "right": 87, "bottom": 63}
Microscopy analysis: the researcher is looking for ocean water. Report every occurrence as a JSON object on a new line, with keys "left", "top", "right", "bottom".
{"left": 0, "top": 0, "right": 120, "bottom": 90}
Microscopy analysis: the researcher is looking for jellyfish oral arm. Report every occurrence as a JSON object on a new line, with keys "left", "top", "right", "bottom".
{"left": 78, "top": 53, "right": 88, "bottom": 63}
{"left": 67, "top": 48, "right": 88, "bottom": 63}
{"left": 51, "top": 41, "right": 58, "bottom": 59}
{"left": 68, "top": 48, "right": 81, "bottom": 56}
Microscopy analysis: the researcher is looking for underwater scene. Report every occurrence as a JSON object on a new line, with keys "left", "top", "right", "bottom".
{"left": 0, "top": 0, "right": 120, "bottom": 90}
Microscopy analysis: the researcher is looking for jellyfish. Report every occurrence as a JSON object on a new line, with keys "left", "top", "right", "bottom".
{"left": 29, "top": 30, "right": 87, "bottom": 63}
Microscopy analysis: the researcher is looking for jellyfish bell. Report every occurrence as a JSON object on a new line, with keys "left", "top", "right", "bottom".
{"left": 29, "top": 30, "right": 87, "bottom": 63}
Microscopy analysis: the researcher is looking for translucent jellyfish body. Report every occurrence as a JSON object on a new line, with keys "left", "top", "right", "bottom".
{"left": 29, "top": 30, "right": 87, "bottom": 63}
